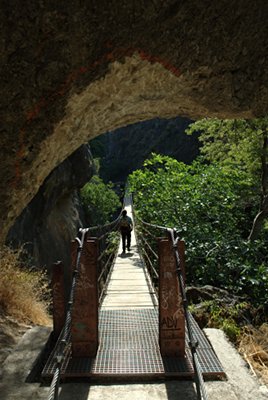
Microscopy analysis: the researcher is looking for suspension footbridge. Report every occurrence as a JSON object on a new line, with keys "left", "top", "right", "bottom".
{"left": 42, "top": 195, "right": 225, "bottom": 400}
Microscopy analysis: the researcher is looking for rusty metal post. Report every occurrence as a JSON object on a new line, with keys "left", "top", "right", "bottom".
{"left": 52, "top": 261, "right": 65, "bottom": 340}
{"left": 158, "top": 238, "right": 185, "bottom": 357}
{"left": 71, "top": 239, "right": 99, "bottom": 357}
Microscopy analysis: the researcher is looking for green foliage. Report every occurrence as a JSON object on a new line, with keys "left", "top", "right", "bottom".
{"left": 201, "top": 300, "right": 250, "bottom": 341}
{"left": 130, "top": 153, "right": 255, "bottom": 236}
{"left": 106, "top": 231, "right": 120, "bottom": 255}
{"left": 186, "top": 118, "right": 267, "bottom": 168}
{"left": 221, "top": 320, "right": 241, "bottom": 342}
{"left": 187, "top": 117, "right": 268, "bottom": 240}
{"left": 186, "top": 117, "right": 268, "bottom": 193}
{"left": 81, "top": 176, "right": 121, "bottom": 225}
{"left": 129, "top": 153, "right": 268, "bottom": 305}
{"left": 93, "top": 158, "right": 101, "bottom": 174}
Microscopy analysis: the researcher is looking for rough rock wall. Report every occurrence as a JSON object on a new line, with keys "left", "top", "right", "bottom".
{"left": 6, "top": 145, "right": 94, "bottom": 268}
{"left": 0, "top": 1, "right": 268, "bottom": 242}
{"left": 98, "top": 117, "right": 199, "bottom": 182}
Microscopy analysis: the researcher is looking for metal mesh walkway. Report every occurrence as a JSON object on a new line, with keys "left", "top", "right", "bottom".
{"left": 42, "top": 309, "right": 225, "bottom": 380}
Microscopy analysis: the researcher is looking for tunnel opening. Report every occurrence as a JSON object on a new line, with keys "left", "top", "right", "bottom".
{"left": 2, "top": 49, "right": 256, "bottom": 245}
{"left": 6, "top": 113, "right": 200, "bottom": 269}
{"left": 3, "top": 45, "right": 267, "bottom": 271}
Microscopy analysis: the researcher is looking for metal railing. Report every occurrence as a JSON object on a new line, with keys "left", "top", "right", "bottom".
{"left": 47, "top": 194, "right": 208, "bottom": 400}
{"left": 132, "top": 210, "right": 166, "bottom": 294}
{"left": 48, "top": 228, "right": 88, "bottom": 400}
{"left": 132, "top": 204, "right": 208, "bottom": 400}
{"left": 88, "top": 216, "right": 121, "bottom": 304}
{"left": 168, "top": 227, "right": 208, "bottom": 400}
{"left": 47, "top": 213, "right": 122, "bottom": 400}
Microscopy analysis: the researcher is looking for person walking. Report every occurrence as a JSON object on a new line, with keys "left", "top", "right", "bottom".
{"left": 119, "top": 209, "right": 133, "bottom": 253}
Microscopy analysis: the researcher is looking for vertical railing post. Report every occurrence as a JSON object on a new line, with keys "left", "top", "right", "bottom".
{"left": 51, "top": 261, "right": 65, "bottom": 340}
{"left": 71, "top": 238, "right": 99, "bottom": 357}
{"left": 158, "top": 238, "right": 185, "bottom": 357}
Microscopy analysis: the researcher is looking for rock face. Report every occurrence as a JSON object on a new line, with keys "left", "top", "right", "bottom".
{"left": 6, "top": 145, "right": 94, "bottom": 268}
{"left": 0, "top": 1, "right": 268, "bottom": 242}
{"left": 97, "top": 117, "right": 199, "bottom": 182}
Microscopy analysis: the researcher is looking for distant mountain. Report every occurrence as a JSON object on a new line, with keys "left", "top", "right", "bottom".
{"left": 90, "top": 117, "right": 200, "bottom": 183}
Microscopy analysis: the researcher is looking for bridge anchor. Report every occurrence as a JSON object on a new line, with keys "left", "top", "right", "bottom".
{"left": 71, "top": 238, "right": 99, "bottom": 357}
{"left": 158, "top": 238, "right": 186, "bottom": 357}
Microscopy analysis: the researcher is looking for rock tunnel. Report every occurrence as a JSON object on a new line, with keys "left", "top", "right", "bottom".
{"left": 1, "top": 1, "right": 268, "bottom": 246}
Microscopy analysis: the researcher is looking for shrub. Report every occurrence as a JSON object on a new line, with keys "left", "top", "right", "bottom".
{"left": 0, "top": 246, "right": 50, "bottom": 325}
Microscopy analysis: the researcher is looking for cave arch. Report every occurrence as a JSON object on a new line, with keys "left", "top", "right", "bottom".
{"left": 2, "top": 53, "right": 252, "bottom": 242}
{"left": 1, "top": 1, "right": 268, "bottom": 242}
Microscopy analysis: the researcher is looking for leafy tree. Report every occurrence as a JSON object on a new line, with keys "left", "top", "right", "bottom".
{"left": 80, "top": 176, "right": 121, "bottom": 226}
{"left": 129, "top": 154, "right": 268, "bottom": 304}
{"left": 186, "top": 117, "right": 268, "bottom": 240}
{"left": 130, "top": 153, "right": 254, "bottom": 237}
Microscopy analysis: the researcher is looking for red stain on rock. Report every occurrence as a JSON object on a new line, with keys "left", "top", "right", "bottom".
{"left": 137, "top": 49, "right": 181, "bottom": 77}
{"left": 13, "top": 47, "right": 180, "bottom": 187}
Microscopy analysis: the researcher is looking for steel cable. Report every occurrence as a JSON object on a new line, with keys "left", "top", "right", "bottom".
{"left": 139, "top": 235, "right": 158, "bottom": 260}
{"left": 134, "top": 214, "right": 169, "bottom": 233}
{"left": 47, "top": 204, "right": 126, "bottom": 400}
{"left": 136, "top": 223, "right": 159, "bottom": 240}
{"left": 141, "top": 247, "right": 159, "bottom": 279}
{"left": 132, "top": 198, "right": 208, "bottom": 399}
{"left": 132, "top": 207, "right": 161, "bottom": 289}
{"left": 167, "top": 228, "right": 208, "bottom": 400}
{"left": 47, "top": 228, "right": 88, "bottom": 400}
{"left": 48, "top": 194, "right": 208, "bottom": 398}
{"left": 47, "top": 366, "right": 60, "bottom": 400}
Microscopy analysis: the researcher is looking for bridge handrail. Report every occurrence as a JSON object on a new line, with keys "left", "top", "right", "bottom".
{"left": 167, "top": 228, "right": 208, "bottom": 400}
{"left": 47, "top": 200, "right": 128, "bottom": 399}
{"left": 87, "top": 215, "right": 120, "bottom": 232}
{"left": 132, "top": 202, "right": 208, "bottom": 400}
{"left": 48, "top": 228, "right": 89, "bottom": 400}
{"left": 135, "top": 214, "right": 170, "bottom": 234}
{"left": 48, "top": 195, "right": 208, "bottom": 399}
{"left": 133, "top": 206, "right": 176, "bottom": 286}
{"left": 86, "top": 189, "right": 129, "bottom": 234}
{"left": 132, "top": 218, "right": 160, "bottom": 285}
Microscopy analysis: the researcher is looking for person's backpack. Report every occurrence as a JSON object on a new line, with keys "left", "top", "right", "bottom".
{"left": 120, "top": 217, "right": 131, "bottom": 229}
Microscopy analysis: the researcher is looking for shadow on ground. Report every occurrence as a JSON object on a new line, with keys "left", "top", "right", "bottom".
{"left": 57, "top": 381, "right": 197, "bottom": 400}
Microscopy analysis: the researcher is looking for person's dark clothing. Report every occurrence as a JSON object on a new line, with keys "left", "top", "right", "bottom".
{"left": 121, "top": 228, "right": 131, "bottom": 252}
{"left": 119, "top": 215, "right": 133, "bottom": 252}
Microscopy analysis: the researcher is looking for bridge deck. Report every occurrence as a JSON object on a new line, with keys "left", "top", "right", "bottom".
{"left": 42, "top": 200, "right": 225, "bottom": 381}
{"left": 102, "top": 200, "right": 156, "bottom": 310}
